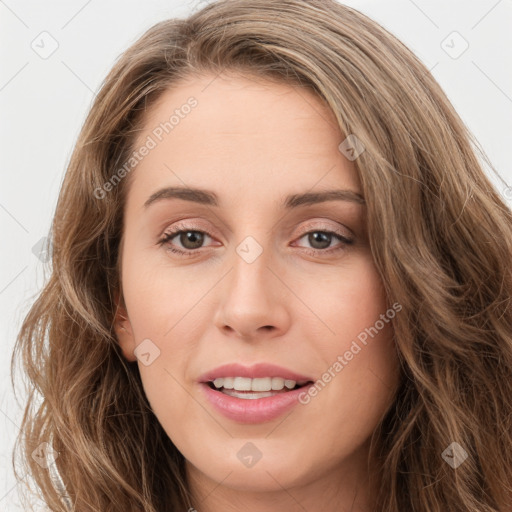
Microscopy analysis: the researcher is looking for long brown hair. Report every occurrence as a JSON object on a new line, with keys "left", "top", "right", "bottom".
{"left": 11, "top": 0, "right": 512, "bottom": 510}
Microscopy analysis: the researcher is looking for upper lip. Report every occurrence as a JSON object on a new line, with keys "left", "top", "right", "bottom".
{"left": 198, "top": 363, "right": 314, "bottom": 383}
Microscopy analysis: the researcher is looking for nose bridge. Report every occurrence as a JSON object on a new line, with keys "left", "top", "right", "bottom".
{"left": 212, "top": 233, "right": 289, "bottom": 337}
{"left": 228, "top": 235, "right": 274, "bottom": 307}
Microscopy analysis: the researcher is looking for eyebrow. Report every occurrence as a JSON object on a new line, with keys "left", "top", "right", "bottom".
{"left": 143, "top": 186, "right": 365, "bottom": 210}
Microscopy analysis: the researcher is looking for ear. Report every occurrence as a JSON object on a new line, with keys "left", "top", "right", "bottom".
{"left": 113, "top": 289, "right": 137, "bottom": 362}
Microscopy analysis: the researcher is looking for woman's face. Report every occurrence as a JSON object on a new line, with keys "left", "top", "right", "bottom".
{"left": 115, "top": 73, "right": 400, "bottom": 510}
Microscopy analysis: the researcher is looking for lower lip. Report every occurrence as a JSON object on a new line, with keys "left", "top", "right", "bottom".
{"left": 199, "top": 383, "right": 313, "bottom": 424}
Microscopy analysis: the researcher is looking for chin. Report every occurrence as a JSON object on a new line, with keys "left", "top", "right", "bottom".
{"left": 189, "top": 453, "right": 313, "bottom": 492}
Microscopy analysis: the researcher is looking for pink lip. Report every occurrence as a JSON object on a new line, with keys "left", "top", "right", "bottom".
{"left": 197, "top": 363, "right": 314, "bottom": 424}
{"left": 199, "top": 382, "right": 314, "bottom": 424}
{"left": 197, "top": 362, "right": 314, "bottom": 383}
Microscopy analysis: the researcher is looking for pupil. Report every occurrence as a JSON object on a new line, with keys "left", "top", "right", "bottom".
{"left": 309, "top": 232, "right": 331, "bottom": 249}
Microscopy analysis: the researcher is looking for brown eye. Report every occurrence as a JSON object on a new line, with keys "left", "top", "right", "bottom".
{"left": 306, "top": 232, "right": 333, "bottom": 250}
{"left": 158, "top": 227, "right": 215, "bottom": 256}
{"left": 175, "top": 231, "right": 205, "bottom": 250}
{"left": 157, "top": 224, "right": 354, "bottom": 258}
{"left": 295, "top": 229, "right": 354, "bottom": 255}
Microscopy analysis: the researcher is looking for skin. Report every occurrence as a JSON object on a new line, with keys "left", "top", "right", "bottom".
{"left": 114, "top": 72, "right": 401, "bottom": 512}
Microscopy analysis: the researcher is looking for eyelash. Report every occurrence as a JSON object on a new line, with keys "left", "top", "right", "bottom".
{"left": 157, "top": 222, "right": 354, "bottom": 257}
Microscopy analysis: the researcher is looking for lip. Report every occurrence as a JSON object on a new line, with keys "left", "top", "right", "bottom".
{"left": 197, "top": 362, "right": 314, "bottom": 383}
{"left": 197, "top": 363, "right": 315, "bottom": 424}
{"left": 199, "top": 381, "right": 314, "bottom": 424}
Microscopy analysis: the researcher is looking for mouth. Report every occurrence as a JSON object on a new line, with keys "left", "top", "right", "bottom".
{"left": 200, "top": 377, "right": 316, "bottom": 423}
{"left": 197, "top": 363, "right": 316, "bottom": 420}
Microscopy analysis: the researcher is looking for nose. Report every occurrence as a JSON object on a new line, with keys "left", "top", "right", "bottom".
{"left": 212, "top": 245, "right": 291, "bottom": 341}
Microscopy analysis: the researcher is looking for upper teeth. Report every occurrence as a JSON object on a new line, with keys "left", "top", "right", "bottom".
{"left": 212, "top": 377, "right": 305, "bottom": 392}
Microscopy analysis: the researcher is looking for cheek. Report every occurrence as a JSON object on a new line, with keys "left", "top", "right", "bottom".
{"left": 121, "top": 245, "right": 203, "bottom": 337}
{"left": 119, "top": 246, "right": 204, "bottom": 401}
{"left": 301, "top": 253, "right": 390, "bottom": 350}
{"left": 295, "top": 256, "right": 399, "bottom": 431}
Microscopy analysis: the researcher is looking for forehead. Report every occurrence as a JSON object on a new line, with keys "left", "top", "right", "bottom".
{"left": 126, "top": 72, "right": 362, "bottom": 209}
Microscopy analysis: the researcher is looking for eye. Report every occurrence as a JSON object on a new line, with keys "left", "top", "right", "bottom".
{"left": 157, "top": 223, "right": 355, "bottom": 257}
{"left": 157, "top": 225, "right": 216, "bottom": 256}
{"left": 293, "top": 229, "right": 354, "bottom": 255}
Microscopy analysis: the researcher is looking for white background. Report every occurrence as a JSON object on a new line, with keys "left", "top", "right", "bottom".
{"left": 1, "top": 0, "right": 511, "bottom": 509}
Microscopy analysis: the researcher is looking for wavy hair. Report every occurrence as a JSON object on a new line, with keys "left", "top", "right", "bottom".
{"left": 11, "top": 0, "right": 512, "bottom": 510}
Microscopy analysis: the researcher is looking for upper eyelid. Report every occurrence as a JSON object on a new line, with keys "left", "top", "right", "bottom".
{"left": 161, "top": 220, "right": 353, "bottom": 238}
